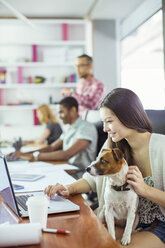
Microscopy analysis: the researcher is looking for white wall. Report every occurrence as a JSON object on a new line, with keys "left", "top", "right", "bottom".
{"left": 0, "top": 125, "right": 44, "bottom": 141}
{"left": 92, "top": 19, "right": 121, "bottom": 93}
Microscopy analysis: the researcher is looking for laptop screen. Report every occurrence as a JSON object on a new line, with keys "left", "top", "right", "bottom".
{"left": 0, "top": 154, "right": 20, "bottom": 216}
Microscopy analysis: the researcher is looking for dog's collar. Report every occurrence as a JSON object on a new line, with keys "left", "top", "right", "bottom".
{"left": 111, "top": 182, "right": 130, "bottom": 192}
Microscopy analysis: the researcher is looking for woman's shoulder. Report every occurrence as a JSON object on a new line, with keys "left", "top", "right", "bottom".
{"left": 150, "top": 133, "right": 165, "bottom": 145}
{"left": 150, "top": 133, "right": 165, "bottom": 155}
{"left": 47, "top": 121, "right": 61, "bottom": 129}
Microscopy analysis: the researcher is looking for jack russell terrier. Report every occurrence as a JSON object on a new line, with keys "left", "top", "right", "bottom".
{"left": 87, "top": 148, "right": 139, "bottom": 246}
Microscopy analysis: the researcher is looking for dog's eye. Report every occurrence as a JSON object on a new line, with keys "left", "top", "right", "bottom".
{"left": 100, "top": 158, "right": 107, "bottom": 164}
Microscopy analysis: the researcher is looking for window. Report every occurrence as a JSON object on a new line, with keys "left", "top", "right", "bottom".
{"left": 121, "top": 10, "right": 164, "bottom": 109}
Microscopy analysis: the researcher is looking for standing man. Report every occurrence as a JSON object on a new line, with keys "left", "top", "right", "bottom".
{"left": 61, "top": 54, "right": 104, "bottom": 116}
{"left": 8, "top": 97, "right": 98, "bottom": 170}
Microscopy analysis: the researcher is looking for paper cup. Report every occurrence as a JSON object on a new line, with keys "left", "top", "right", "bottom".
{"left": 26, "top": 196, "right": 48, "bottom": 228}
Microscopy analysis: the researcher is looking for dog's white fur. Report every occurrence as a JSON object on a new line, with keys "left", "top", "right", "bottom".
{"left": 88, "top": 149, "right": 139, "bottom": 245}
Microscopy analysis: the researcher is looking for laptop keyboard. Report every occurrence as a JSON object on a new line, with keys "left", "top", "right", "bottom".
{"left": 16, "top": 194, "right": 33, "bottom": 211}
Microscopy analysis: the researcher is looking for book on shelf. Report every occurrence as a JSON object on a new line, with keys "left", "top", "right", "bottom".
{"left": 33, "top": 109, "right": 39, "bottom": 125}
{"left": 62, "top": 23, "right": 68, "bottom": 41}
{"left": 0, "top": 89, "right": 2, "bottom": 105}
{"left": 0, "top": 69, "right": 6, "bottom": 84}
{"left": 32, "top": 44, "right": 38, "bottom": 62}
{"left": 18, "top": 66, "right": 23, "bottom": 84}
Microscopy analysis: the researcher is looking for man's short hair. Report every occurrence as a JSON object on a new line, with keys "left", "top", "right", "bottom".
{"left": 77, "top": 54, "right": 93, "bottom": 65}
{"left": 59, "top": 97, "right": 78, "bottom": 112}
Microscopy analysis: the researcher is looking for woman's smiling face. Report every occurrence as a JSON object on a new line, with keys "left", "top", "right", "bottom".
{"left": 100, "top": 106, "right": 131, "bottom": 142}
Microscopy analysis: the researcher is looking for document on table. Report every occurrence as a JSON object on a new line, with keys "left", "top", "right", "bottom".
{"left": 12, "top": 170, "right": 76, "bottom": 193}
{"left": 7, "top": 161, "right": 78, "bottom": 193}
{"left": 0, "top": 146, "right": 39, "bottom": 155}
{"left": 7, "top": 161, "right": 78, "bottom": 174}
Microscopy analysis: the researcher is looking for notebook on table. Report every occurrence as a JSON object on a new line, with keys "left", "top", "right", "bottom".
{"left": 11, "top": 173, "right": 45, "bottom": 182}
{"left": 0, "top": 154, "right": 80, "bottom": 218}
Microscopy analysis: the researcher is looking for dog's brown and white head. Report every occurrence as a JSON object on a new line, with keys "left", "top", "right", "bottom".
{"left": 87, "top": 148, "right": 126, "bottom": 176}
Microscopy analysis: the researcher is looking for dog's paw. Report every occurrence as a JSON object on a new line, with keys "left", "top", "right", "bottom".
{"left": 121, "top": 235, "right": 131, "bottom": 246}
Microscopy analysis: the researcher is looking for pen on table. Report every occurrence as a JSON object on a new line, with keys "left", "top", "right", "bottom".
{"left": 42, "top": 228, "right": 71, "bottom": 234}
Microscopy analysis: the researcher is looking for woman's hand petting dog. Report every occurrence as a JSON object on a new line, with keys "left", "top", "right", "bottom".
{"left": 44, "top": 183, "right": 70, "bottom": 200}
{"left": 127, "top": 166, "right": 150, "bottom": 197}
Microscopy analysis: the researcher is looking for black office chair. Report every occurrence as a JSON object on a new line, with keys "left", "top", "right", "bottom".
{"left": 94, "top": 121, "right": 108, "bottom": 155}
{"left": 145, "top": 109, "right": 165, "bottom": 135}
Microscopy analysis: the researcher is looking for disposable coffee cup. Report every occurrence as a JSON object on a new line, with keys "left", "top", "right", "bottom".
{"left": 26, "top": 195, "right": 49, "bottom": 228}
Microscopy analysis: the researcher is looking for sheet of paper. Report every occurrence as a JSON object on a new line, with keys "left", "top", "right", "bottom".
{"left": 0, "top": 223, "right": 41, "bottom": 246}
{"left": 0, "top": 147, "right": 15, "bottom": 155}
{"left": 7, "top": 161, "right": 78, "bottom": 174}
{"left": 7, "top": 161, "right": 30, "bottom": 173}
{"left": 13, "top": 170, "right": 76, "bottom": 193}
{"left": 0, "top": 146, "right": 42, "bottom": 155}
{"left": 29, "top": 161, "right": 79, "bottom": 171}
{"left": 7, "top": 161, "right": 78, "bottom": 193}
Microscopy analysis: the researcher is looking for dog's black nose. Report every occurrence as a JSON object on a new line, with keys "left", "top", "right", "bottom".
{"left": 86, "top": 167, "right": 91, "bottom": 172}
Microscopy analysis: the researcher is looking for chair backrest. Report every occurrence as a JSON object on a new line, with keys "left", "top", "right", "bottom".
{"left": 82, "top": 110, "right": 107, "bottom": 155}
{"left": 82, "top": 110, "right": 101, "bottom": 123}
{"left": 94, "top": 121, "right": 107, "bottom": 155}
{"left": 145, "top": 109, "right": 165, "bottom": 135}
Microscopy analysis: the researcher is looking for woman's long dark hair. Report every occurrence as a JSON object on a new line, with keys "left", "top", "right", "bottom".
{"left": 100, "top": 88, "right": 152, "bottom": 165}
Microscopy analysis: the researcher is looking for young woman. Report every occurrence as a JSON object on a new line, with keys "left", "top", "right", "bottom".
{"left": 24, "top": 104, "right": 62, "bottom": 145}
{"left": 44, "top": 88, "right": 165, "bottom": 248}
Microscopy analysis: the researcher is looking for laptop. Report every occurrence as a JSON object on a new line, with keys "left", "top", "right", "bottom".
{"left": 0, "top": 154, "right": 80, "bottom": 217}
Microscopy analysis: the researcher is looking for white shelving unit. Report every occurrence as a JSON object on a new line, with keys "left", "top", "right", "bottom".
{"left": 0, "top": 19, "right": 91, "bottom": 126}
{"left": 0, "top": 83, "right": 76, "bottom": 89}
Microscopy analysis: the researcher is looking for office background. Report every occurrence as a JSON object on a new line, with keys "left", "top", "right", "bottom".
{"left": 0, "top": 0, "right": 164, "bottom": 140}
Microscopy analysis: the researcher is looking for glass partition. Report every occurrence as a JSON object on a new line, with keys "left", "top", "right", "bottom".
{"left": 121, "top": 10, "right": 165, "bottom": 109}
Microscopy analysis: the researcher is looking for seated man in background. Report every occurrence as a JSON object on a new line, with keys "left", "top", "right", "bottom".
{"left": 8, "top": 97, "right": 98, "bottom": 170}
{"left": 61, "top": 54, "right": 104, "bottom": 116}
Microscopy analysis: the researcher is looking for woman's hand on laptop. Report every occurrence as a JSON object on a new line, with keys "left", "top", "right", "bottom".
{"left": 44, "top": 183, "right": 70, "bottom": 200}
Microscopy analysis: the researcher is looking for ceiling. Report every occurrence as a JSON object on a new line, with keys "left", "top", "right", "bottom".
{"left": 0, "top": 0, "right": 144, "bottom": 20}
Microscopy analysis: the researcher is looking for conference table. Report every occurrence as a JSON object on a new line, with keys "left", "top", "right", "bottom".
{"left": 16, "top": 160, "right": 119, "bottom": 248}
{"left": 21, "top": 194, "right": 119, "bottom": 248}
{"left": 1, "top": 150, "right": 119, "bottom": 248}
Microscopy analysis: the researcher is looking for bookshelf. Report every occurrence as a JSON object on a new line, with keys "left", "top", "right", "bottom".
{"left": 0, "top": 19, "right": 91, "bottom": 126}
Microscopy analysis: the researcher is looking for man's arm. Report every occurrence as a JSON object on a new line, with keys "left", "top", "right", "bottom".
{"left": 36, "top": 139, "right": 90, "bottom": 162}
{"left": 10, "top": 139, "right": 63, "bottom": 161}
{"left": 41, "top": 138, "right": 63, "bottom": 152}
{"left": 32, "top": 138, "right": 63, "bottom": 153}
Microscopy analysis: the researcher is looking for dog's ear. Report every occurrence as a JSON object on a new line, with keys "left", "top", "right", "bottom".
{"left": 102, "top": 149, "right": 111, "bottom": 152}
{"left": 112, "top": 148, "right": 123, "bottom": 161}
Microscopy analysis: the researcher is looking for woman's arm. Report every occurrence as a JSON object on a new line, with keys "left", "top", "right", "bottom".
{"left": 127, "top": 165, "right": 165, "bottom": 208}
{"left": 44, "top": 178, "right": 91, "bottom": 200}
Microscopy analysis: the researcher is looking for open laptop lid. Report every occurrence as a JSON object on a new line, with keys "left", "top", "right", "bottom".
{"left": 0, "top": 154, "right": 21, "bottom": 217}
